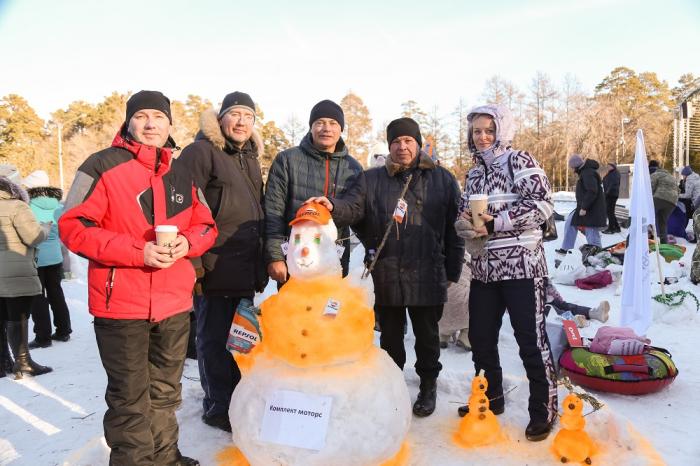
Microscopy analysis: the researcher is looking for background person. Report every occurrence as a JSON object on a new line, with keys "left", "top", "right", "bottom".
{"left": 557, "top": 154, "right": 606, "bottom": 253}
{"left": 22, "top": 170, "right": 73, "bottom": 348}
{"left": 601, "top": 162, "right": 621, "bottom": 234}
{"left": 649, "top": 160, "right": 679, "bottom": 244}
{"left": 0, "top": 165, "right": 52, "bottom": 378}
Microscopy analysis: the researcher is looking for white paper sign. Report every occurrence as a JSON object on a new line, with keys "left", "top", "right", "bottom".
{"left": 260, "top": 390, "right": 333, "bottom": 451}
{"left": 335, "top": 244, "right": 345, "bottom": 258}
{"left": 393, "top": 198, "right": 408, "bottom": 223}
{"left": 323, "top": 298, "right": 341, "bottom": 317}
{"left": 281, "top": 241, "right": 289, "bottom": 256}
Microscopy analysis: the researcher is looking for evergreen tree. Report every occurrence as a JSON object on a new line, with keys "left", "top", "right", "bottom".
{"left": 0, "top": 94, "right": 48, "bottom": 176}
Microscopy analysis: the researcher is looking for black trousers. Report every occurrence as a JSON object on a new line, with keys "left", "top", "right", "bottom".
{"left": 605, "top": 195, "right": 620, "bottom": 231}
{"left": 30, "top": 263, "right": 72, "bottom": 340}
{"left": 194, "top": 295, "right": 244, "bottom": 418}
{"left": 94, "top": 312, "right": 189, "bottom": 466}
{"left": 654, "top": 198, "right": 676, "bottom": 244}
{"left": 0, "top": 296, "right": 34, "bottom": 322}
{"left": 469, "top": 278, "right": 557, "bottom": 423}
{"left": 376, "top": 304, "right": 443, "bottom": 380}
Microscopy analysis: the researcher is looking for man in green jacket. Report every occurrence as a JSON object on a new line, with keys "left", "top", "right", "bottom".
{"left": 264, "top": 100, "right": 362, "bottom": 284}
{"left": 649, "top": 160, "right": 679, "bottom": 244}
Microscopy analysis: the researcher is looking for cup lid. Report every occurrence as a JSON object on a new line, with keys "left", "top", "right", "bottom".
{"left": 155, "top": 225, "right": 179, "bottom": 232}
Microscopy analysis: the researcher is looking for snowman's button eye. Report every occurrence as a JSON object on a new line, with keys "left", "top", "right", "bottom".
{"left": 294, "top": 234, "right": 300, "bottom": 244}
{"left": 313, "top": 234, "right": 321, "bottom": 244}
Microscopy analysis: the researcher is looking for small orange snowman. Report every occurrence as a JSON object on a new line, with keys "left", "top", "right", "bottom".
{"left": 552, "top": 393, "right": 596, "bottom": 464}
{"left": 454, "top": 370, "right": 501, "bottom": 448}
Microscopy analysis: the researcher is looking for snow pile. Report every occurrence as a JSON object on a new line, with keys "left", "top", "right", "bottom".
{"left": 230, "top": 348, "right": 411, "bottom": 466}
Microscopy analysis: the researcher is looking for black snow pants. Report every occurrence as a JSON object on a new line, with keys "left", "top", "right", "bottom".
{"left": 94, "top": 311, "right": 189, "bottom": 466}
{"left": 468, "top": 277, "right": 557, "bottom": 423}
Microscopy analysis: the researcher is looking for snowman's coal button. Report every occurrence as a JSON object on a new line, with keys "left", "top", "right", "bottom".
{"left": 300, "top": 353, "right": 307, "bottom": 359}
{"left": 301, "top": 329, "right": 308, "bottom": 336}
{"left": 306, "top": 306, "right": 312, "bottom": 311}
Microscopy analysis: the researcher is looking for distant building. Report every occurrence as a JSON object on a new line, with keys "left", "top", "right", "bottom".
{"left": 673, "top": 85, "right": 700, "bottom": 170}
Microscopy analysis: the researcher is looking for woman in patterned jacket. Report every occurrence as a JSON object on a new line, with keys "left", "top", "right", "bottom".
{"left": 454, "top": 104, "right": 557, "bottom": 442}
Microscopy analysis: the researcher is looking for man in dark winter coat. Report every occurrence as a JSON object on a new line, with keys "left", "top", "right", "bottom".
{"left": 308, "top": 118, "right": 464, "bottom": 418}
{"left": 602, "top": 162, "right": 621, "bottom": 234}
{"left": 558, "top": 154, "right": 607, "bottom": 253}
{"left": 649, "top": 160, "right": 679, "bottom": 244}
{"left": 60, "top": 91, "right": 216, "bottom": 466}
{"left": 264, "top": 100, "right": 362, "bottom": 284}
{"left": 177, "top": 91, "right": 267, "bottom": 433}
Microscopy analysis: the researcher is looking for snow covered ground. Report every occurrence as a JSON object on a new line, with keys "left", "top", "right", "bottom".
{"left": 1, "top": 199, "right": 698, "bottom": 465}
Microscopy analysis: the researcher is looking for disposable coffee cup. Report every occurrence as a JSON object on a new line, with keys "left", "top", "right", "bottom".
{"left": 155, "top": 225, "right": 178, "bottom": 248}
{"left": 469, "top": 194, "right": 489, "bottom": 228}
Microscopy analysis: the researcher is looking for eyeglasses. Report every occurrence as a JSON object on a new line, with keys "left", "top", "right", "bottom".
{"left": 227, "top": 111, "right": 255, "bottom": 124}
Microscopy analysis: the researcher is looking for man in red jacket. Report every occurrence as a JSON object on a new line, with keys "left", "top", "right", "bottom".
{"left": 59, "top": 90, "right": 217, "bottom": 466}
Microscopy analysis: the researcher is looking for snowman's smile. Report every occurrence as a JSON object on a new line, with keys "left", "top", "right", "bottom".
{"left": 297, "top": 259, "right": 314, "bottom": 268}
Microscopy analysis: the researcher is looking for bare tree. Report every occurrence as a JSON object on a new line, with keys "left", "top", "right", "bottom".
{"left": 283, "top": 114, "right": 305, "bottom": 146}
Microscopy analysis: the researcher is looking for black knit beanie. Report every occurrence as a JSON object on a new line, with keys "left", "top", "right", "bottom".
{"left": 126, "top": 90, "right": 172, "bottom": 124}
{"left": 386, "top": 117, "right": 422, "bottom": 148}
{"left": 309, "top": 100, "right": 344, "bottom": 130}
{"left": 218, "top": 91, "right": 256, "bottom": 119}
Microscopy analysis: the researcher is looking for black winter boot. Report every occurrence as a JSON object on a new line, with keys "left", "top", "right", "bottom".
{"left": 1, "top": 322, "right": 14, "bottom": 378}
{"left": 412, "top": 378, "right": 437, "bottom": 417}
{"left": 6, "top": 319, "right": 53, "bottom": 378}
{"left": 525, "top": 418, "right": 555, "bottom": 441}
{"left": 175, "top": 452, "right": 200, "bottom": 465}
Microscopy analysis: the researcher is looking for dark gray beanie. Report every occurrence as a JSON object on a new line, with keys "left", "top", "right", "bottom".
{"left": 126, "top": 90, "right": 172, "bottom": 124}
{"left": 386, "top": 118, "right": 422, "bottom": 148}
{"left": 219, "top": 91, "right": 256, "bottom": 120}
{"left": 309, "top": 100, "right": 344, "bottom": 130}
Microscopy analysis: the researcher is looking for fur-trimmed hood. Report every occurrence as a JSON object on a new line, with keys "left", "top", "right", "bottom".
{"left": 0, "top": 176, "right": 29, "bottom": 203}
{"left": 385, "top": 151, "right": 435, "bottom": 177}
{"left": 197, "top": 108, "right": 264, "bottom": 157}
{"left": 28, "top": 186, "right": 63, "bottom": 201}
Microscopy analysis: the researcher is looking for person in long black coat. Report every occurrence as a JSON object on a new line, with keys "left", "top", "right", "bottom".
{"left": 307, "top": 118, "right": 464, "bottom": 419}
{"left": 602, "top": 162, "right": 621, "bottom": 233}
{"left": 557, "top": 155, "right": 607, "bottom": 253}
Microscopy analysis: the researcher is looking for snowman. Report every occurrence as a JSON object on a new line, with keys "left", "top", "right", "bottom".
{"left": 228, "top": 202, "right": 411, "bottom": 466}
{"left": 454, "top": 370, "right": 502, "bottom": 448}
{"left": 552, "top": 393, "right": 596, "bottom": 464}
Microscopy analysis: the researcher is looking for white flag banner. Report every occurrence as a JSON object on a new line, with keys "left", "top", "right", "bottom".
{"left": 620, "top": 129, "right": 657, "bottom": 335}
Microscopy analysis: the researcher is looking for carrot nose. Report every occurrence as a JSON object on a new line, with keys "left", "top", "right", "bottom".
{"left": 301, "top": 247, "right": 310, "bottom": 257}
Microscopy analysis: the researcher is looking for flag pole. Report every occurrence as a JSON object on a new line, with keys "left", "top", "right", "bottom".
{"left": 651, "top": 225, "right": 666, "bottom": 297}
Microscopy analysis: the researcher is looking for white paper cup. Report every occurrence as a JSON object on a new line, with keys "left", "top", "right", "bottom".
{"left": 155, "top": 225, "right": 178, "bottom": 247}
{"left": 469, "top": 194, "right": 489, "bottom": 228}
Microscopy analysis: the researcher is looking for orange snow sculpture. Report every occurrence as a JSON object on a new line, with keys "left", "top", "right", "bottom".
{"left": 454, "top": 371, "right": 501, "bottom": 447}
{"left": 259, "top": 275, "right": 374, "bottom": 367}
{"left": 552, "top": 393, "right": 596, "bottom": 464}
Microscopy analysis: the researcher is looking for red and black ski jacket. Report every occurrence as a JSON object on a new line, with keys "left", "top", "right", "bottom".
{"left": 59, "top": 129, "right": 217, "bottom": 322}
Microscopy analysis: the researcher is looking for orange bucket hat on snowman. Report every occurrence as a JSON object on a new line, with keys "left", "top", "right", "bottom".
{"left": 289, "top": 202, "right": 332, "bottom": 226}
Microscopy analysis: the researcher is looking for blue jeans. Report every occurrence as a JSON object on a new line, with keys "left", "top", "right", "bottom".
{"left": 561, "top": 210, "right": 601, "bottom": 250}
{"left": 195, "top": 295, "right": 247, "bottom": 418}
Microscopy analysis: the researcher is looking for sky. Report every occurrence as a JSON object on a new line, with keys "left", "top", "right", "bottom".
{"left": 1, "top": 0, "right": 699, "bottom": 135}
